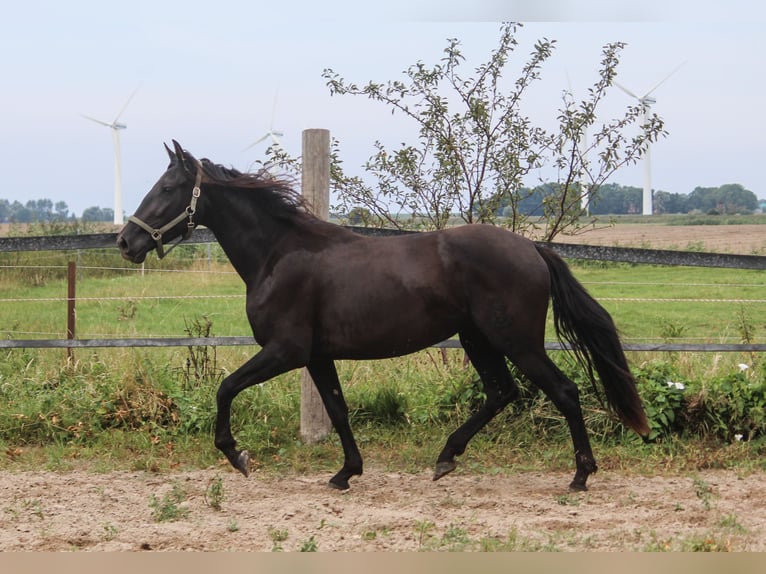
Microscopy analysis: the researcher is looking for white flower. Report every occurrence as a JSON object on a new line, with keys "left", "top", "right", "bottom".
{"left": 738, "top": 363, "right": 749, "bottom": 372}
{"left": 667, "top": 381, "right": 685, "bottom": 391}
{"left": 734, "top": 434, "right": 744, "bottom": 442}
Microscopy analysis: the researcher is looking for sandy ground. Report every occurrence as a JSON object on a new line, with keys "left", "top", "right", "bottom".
{"left": 1, "top": 466, "right": 765, "bottom": 551}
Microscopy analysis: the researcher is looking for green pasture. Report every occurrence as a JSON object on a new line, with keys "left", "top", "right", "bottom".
{"left": 0, "top": 244, "right": 765, "bottom": 480}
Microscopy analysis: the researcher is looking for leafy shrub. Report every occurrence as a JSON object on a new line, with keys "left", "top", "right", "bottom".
{"left": 634, "top": 360, "right": 766, "bottom": 442}
{"left": 634, "top": 362, "right": 689, "bottom": 440}
{"left": 684, "top": 369, "right": 766, "bottom": 441}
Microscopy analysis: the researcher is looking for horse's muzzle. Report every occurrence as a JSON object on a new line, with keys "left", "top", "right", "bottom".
{"left": 116, "top": 230, "right": 148, "bottom": 264}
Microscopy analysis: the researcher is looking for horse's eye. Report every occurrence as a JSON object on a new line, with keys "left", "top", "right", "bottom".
{"left": 162, "top": 186, "right": 173, "bottom": 193}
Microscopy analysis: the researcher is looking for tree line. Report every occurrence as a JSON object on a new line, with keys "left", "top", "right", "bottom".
{"left": 498, "top": 182, "right": 760, "bottom": 217}
{"left": 2, "top": 181, "right": 759, "bottom": 227}
{"left": 0, "top": 199, "right": 114, "bottom": 223}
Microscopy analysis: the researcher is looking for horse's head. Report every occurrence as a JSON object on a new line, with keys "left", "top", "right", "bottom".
{"left": 117, "top": 140, "right": 204, "bottom": 263}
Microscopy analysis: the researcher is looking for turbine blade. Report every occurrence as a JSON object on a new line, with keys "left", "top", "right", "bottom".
{"left": 613, "top": 81, "right": 639, "bottom": 100}
{"left": 243, "top": 133, "right": 270, "bottom": 151}
{"left": 113, "top": 85, "right": 140, "bottom": 123}
{"left": 81, "top": 114, "right": 113, "bottom": 128}
{"left": 643, "top": 61, "right": 687, "bottom": 98}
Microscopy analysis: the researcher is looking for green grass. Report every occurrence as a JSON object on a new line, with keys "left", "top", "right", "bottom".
{"left": 574, "top": 262, "right": 766, "bottom": 346}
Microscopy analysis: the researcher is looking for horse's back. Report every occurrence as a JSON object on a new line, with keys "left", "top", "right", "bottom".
{"left": 316, "top": 225, "right": 550, "bottom": 356}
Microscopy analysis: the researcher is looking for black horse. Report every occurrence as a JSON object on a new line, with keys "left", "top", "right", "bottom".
{"left": 117, "top": 141, "right": 649, "bottom": 491}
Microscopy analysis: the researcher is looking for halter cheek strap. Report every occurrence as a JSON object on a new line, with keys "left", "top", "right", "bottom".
{"left": 128, "top": 161, "right": 204, "bottom": 259}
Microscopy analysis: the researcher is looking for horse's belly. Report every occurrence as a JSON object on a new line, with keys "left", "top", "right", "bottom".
{"left": 317, "top": 296, "right": 462, "bottom": 360}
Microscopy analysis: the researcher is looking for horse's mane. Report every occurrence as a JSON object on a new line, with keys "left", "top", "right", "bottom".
{"left": 196, "top": 157, "right": 312, "bottom": 224}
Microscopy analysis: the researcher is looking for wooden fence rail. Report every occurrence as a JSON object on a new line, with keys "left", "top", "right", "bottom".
{"left": 1, "top": 337, "right": 765, "bottom": 353}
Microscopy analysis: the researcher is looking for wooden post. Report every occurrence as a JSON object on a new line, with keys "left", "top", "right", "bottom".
{"left": 300, "top": 129, "right": 332, "bottom": 443}
{"left": 66, "top": 261, "right": 76, "bottom": 361}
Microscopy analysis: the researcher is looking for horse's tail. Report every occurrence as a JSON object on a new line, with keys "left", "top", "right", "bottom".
{"left": 535, "top": 244, "right": 650, "bottom": 436}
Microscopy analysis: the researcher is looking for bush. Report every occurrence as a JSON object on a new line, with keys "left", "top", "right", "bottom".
{"left": 635, "top": 360, "right": 766, "bottom": 442}
{"left": 684, "top": 369, "right": 766, "bottom": 441}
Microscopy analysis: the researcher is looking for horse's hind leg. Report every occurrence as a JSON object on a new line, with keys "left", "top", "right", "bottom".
{"left": 434, "top": 329, "right": 519, "bottom": 481}
{"left": 306, "top": 358, "right": 363, "bottom": 490}
{"left": 508, "top": 347, "right": 597, "bottom": 491}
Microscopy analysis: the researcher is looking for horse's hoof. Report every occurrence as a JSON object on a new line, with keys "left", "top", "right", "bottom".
{"left": 568, "top": 481, "right": 588, "bottom": 492}
{"left": 328, "top": 478, "right": 350, "bottom": 491}
{"left": 236, "top": 450, "right": 250, "bottom": 477}
{"left": 433, "top": 460, "right": 456, "bottom": 481}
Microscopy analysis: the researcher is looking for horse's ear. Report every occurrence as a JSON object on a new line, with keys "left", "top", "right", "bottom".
{"left": 172, "top": 140, "right": 186, "bottom": 169}
{"left": 164, "top": 142, "right": 176, "bottom": 163}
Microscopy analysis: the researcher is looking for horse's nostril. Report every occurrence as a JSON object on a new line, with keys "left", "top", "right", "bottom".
{"left": 117, "top": 235, "right": 128, "bottom": 251}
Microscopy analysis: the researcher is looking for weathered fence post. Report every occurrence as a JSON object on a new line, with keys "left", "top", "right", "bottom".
{"left": 67, "top": 261, "right": 76, "bottom": 361}
{"left": 300, "top": 128, "right": 333, "bottom": 443}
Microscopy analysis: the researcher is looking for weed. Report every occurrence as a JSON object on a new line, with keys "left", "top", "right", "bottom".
{"left": 299, "top": 535, "right": 318, "bottom": 552}
{"left": 554, "top": 493, "right": 583, "bottom": 506}
{"left": 659, "top": 320, "right": 688, "bottom": 343}
{"left": 23, "top": 499, "right": 44, "bottom": 519}
{"left": 101, "top": 522, "right": 119, "bottom": 541}
{"left": 414, "top": 519, "right": 435, "bottom": 548}
{"left": 692, "top": 476, "right": 716, "bottom": 511}
{"left": 116, "top": 299, "right": 138, "bottom": 321}
{"left": 642, "top": 530, "right": 674, "bottom": 552}
{"left": 268, "top": 526, "right": 288, "bottom": 551}
{"left": 227, "top": 519, "right": 240, "bottom": 533}
{"left": 717, "top": 513, "right": 747, "bottom": 534}
{"left": 681, "top": 532, "right": 734, "bottom": 552}
{"left": 204, "top": 474, "right": 225, "bottom": 511}
{"left": 181, "top": 315, "right": 224, "bottom": 389}
{"left": 437, "top": 524, "right": 471, "bottom": 551}
{"left": 149, "top": 482, "right": 189, "bottom": 522}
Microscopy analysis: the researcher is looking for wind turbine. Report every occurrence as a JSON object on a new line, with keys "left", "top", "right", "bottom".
{"left": 614, "top": 63, "right": 685, "bottom": 215}
{"left": 81, "top": 88, "right": 139, "bottom": 225}
{"left": 566, "top": 71, "right": 592, "bottom": 214}
{"left": 245, "top": 92, "right": 284, "bottom": 152}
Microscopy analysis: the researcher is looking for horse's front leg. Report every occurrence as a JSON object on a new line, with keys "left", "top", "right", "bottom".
{"left": 306, "top": 358, "right": 363, "bottom": 490}
{"left": 215, "top": 345, "right": 303, "bottom": 476}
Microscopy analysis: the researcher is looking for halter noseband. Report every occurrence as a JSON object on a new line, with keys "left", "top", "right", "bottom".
{"left": 127, "top": 161, "right": 204, "bottom": 259}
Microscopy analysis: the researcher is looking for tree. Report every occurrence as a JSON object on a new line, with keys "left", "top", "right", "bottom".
{"left": 653, "top": 190, "right": 689, "bottom": 214}
{"left": 588, "top": 183, "right": 642, "bottom": 215}
{"left": 81, "top": 206, "right": 114, "bottom": 222}
{"left": 688, "top": 184, "right": 758, "bottom": 214}
{"left": 319, "top": 23, "right": 666, "bottom": 240}
{"left": 54, "top": 201, "right": 70, "bottom": 221}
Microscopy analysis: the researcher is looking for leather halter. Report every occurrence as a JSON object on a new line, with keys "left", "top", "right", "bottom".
{"left": 127, "top": 161, "right": 204, "bottom": 259}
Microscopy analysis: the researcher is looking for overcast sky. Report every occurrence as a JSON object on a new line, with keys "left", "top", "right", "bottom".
{"left": 2, "top": 1, "right": 765, "bottom": 217}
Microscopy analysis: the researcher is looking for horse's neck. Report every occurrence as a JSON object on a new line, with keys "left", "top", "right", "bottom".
{"left": 201, "top": 199, "right": 338, "bottom": 284}
{"left": 204, "top": 213, "right": 282, "bottom": 281}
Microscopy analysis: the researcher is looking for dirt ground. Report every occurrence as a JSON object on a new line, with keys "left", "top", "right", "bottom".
{"left": 1, "top": 466, "right": 765, "bottom": 551}
{"left": 550, "top": 223, "right": 766, "bottom": 254}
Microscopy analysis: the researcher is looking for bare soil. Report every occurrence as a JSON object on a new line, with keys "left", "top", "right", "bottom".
{"left": 550, "top": 223, "right": 766, "bottom": 254}
{"left": 1, "top": 466, "right": 765, "bottom": 551}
